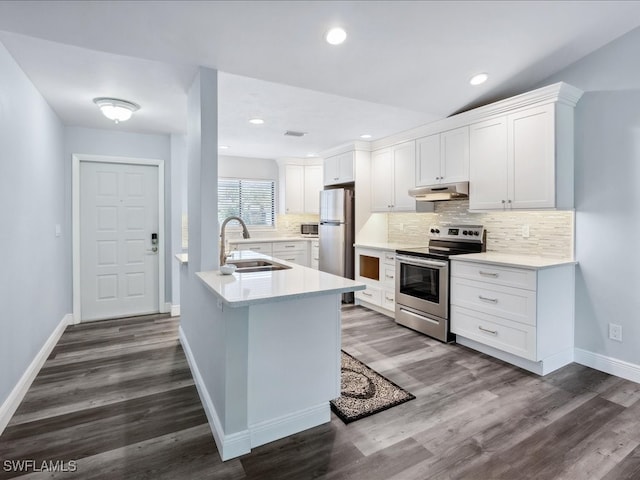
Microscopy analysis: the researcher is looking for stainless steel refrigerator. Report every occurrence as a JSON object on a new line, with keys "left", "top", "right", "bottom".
{"left": 319, "top": 187, "right": 355, "bottom": 302}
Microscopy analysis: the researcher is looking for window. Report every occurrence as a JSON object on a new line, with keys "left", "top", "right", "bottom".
{"left": 218, "top": 178, "right": 275, "bottom": 227}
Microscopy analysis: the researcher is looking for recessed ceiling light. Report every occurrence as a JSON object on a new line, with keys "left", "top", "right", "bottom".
{"left": 306, "top": 153, "right": 317, "bottom": 157}
{"left": 219, "top": 145, "right": 230, "bottom": 150}
{"left": 249, "top": 118, "right": 264, "bottom": 125}
{"left": 325, "top": 27, "right": 347, "bottom": 45}
{"left": 469, "top": 73, "right": 489, "bottom": 86}
{"left": 360, "top": 134, "right": 372, "bottom": 139}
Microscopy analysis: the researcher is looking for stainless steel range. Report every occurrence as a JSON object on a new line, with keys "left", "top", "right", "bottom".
{"left": 395, "top": 225, "right": 486, "bottom": 342}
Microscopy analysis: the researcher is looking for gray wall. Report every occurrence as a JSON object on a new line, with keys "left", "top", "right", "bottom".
{"left": 219, "top": 155, "right": 278, "bottom": 181}
{"left": 540, "top": 26, "right": 640, "bottom": 365}
{"left": 64, "top": 127, "right": 174, "bottom": 303}
{"left": 0, "top": 42, "right": 67, "bottom": 407}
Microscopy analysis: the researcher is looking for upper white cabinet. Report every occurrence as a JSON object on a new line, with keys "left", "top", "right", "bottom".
{"left": 284, "top": 164, "right": 304, "bottom": 214}
{"left": 469, "top": 99, "right": 577, "bottom": 211}
{"left": 371, "top": 141, "right": 416, "bottom": 212}
{"left": 416, "top": 126, "right": 469, "bottom": 186}
{"left": 324, "top": 151, "right": 354, "bottom": 186}
{"left": 303, "top": 165, "right": 323, "bottom": 213}
{"left": 280, "top": 162, "right": 323, "bottom": 214}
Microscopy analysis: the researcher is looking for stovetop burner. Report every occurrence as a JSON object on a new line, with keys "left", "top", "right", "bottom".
{"left": 396, "top": 225, "right": 486, "bottom": 259}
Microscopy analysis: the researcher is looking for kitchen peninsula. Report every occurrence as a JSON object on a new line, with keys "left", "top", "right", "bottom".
{"left": 178, "top": 250, "right": 365, "bottom": 461}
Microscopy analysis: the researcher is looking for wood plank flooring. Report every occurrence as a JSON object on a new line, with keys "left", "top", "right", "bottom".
{"left": 1, "top": 306, "right": 640, "bottom": 479}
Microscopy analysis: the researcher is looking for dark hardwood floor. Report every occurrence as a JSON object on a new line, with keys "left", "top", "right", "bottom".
{"left": 1, "top": 306, "right": 640, "bottom": 479}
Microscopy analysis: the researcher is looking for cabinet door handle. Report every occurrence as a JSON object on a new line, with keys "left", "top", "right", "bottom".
{"left": 478, "top": 295, "right": 498, "bottom": 304}
{"left": 478, "top": 325, "right": 498, "bottom": 335}
{"left": 385, "top": 274, "right": 394, "bottom": 280}
{"left": 385, "top": 295, "right": 394, "bottom": 302}
{"left": 479, "top": 270, "right": 498, "bottom": 278}
{"left": 362, "top": 291, "right": 373, "bottom": 297}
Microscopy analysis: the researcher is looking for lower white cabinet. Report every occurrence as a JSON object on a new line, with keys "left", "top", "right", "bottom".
{"left": 450, "top": 259, "right": 575, "bottom": 375}
{"left": 355, "top": 247, "right": 396, "bottom": 316}
{"left": 228, "top": 240, "right": 310, "bottom": 267}
{"left": 273, "top": 241, "right": 308, "bottom": 266}
{"left": 310, "top": 240, "right": 319, "bottom": 270}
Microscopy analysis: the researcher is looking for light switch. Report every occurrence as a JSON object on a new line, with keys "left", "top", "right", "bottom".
{"left": 55, "top": 224, "right": 62, "bottom": 237}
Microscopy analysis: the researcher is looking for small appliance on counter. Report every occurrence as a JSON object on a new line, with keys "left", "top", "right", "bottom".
{"left": 395, "top": 225, "right": 486, "bottom": 342}
{"left": 300, "top": 223, "right": 319, "bottom": 237}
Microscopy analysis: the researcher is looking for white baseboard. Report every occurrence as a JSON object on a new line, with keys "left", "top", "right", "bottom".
{"left": 456, "top": 336, "right": 573, "bottom": 376}
{"left": 250, "top": 403, "right": 329, "bottom": 449}
{"left": 0, "top": 313, "right": 72, "bottom": 435}
{"left": 574, "top": 348, "right": 640, "bottom": 384}
{"left": 171, "top": 304, "right": 181, "bottom": 317}
{"left": 162, "top": 302, "right": 172, "bottom": 314}
{"left": 178, "top": 326, "right": 251, "bottom": 461}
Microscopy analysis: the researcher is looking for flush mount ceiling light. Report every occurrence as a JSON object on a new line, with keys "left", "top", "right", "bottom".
{"left": 93, "top": 97, "right": 140, "bottom": 123}
{"left": 469, "top": 73, "right": 489, "bottom": 86}
{"left": 219, "top": 145, "right": 230, "bottom": 150}
{"left": 360, "top": 134, "right": 372, "bottom": 139}
{"left": 325, "top": 27, "right": 347, "bottom": 45}
{"left": 249, "top": 117, "right": 264, "bottom": 125}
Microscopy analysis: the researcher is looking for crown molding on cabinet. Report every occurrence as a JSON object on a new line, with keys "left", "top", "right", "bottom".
{"left": 370, "top": 82, "right": 584, "bottom": 151}
{"left": 318, "top": 140, "right": 371, "bottom": 159}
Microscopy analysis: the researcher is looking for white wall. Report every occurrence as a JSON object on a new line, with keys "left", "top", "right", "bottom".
{"left": 0, "top": 42, "right": 67, "bottom": 407}
{"left": 540, "top": 26, "right": 640, "bottom": 369}
{"left": 219, "top": 155, "right": 278, "bottom": 180}
{"left": 64, "top": 127, "right": 174, "bottom": 303}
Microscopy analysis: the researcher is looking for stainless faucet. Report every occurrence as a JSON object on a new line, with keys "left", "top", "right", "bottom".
{"left": 220, "top": 216, "right": 251, "bottom": 266}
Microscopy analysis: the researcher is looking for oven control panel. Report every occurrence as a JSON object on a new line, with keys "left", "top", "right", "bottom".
{"left": 429, "top": 225, "right": 484, "bottom": 241}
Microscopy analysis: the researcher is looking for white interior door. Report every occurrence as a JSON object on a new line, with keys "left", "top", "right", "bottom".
{"left": 80, "top": 161, "right": 159, "bottom": 321}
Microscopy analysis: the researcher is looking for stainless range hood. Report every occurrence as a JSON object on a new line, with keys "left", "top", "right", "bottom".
{"left": 409, "top": 182, "right": 469, "bottom": 201}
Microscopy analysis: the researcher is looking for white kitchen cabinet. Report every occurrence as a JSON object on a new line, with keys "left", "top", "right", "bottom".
{"left": 284, "top": 164, "right": 304, "bottom": 214}
{"left": 303, "top": 165, "right": 323, "bottom": 213}
{"left": 310, "top": 240, "right": 319, "bottom": 269}
{"left": 281, "top": 163, "right": 323, "bottom": 214}
{"left": 469, "top": 103, "right": 570, "bottom": 210}
{"left": 416, "top": 126, "right": 469, "bottom": 186}
{"left": 371, "top": 141, "right": 415, "bottom": 212}
{"left": 231, "top": 242, "right": 273, "bottom": 257}
{"left": 450, "top": 258, "right": 575, "bottom": 375}
{"left": 355, "top": 247, "right": 396, "bottom": 316}
{"left": 323, "top": 151, "right": 354, "bottom": 186}
{"left": 273, "top": 241, "right": 308, "bottom": 266}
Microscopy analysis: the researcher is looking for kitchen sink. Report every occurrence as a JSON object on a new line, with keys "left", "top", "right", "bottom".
{"left": 227, "top": 259, "right": 292, "bottom": 273}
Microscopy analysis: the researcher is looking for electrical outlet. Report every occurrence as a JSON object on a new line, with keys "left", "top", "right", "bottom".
{"left": 522, "top": 224, "right": 530, "bottom": 238}
{"left": 609, "top": 323, "right": 623, "bottom": 342}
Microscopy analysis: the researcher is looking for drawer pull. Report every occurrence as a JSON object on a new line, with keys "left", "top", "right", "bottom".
{"left": 284, "top": 245, "right": 296, "bottom": 248}
{"left": 385, "top": 295, "right": 394, "bottom": 301}
{"left": 478, "top": 325, "right": 498, "bottom": 335}
{"left": 362, "top": 291, "right": 373, "bottom": 297}
{"left": 385, "top": 274, "right": 394, "bottom": 280}
{"left": 479, "top": 270, "right": 499, "bottom": 278}
{"left": 478, "top": 295, "right": 498, "bottom": 304}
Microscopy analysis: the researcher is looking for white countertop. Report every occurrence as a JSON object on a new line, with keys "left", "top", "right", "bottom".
{"left": 175, "top": 253, "right": 189, "bottom": 264}
{"left": 228, "top": 236, "right": 317, "bottom": 244}
{"left": 452, "top": 252, "right": 577, "bottom": 269}
{"left": 196, "top": 250, "right": 365, "bottom": 308}
{"left": 354, "top": 242, "right": 426, "bottom": 252}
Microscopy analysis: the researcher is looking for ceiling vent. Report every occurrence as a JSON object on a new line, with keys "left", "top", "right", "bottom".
{"left": 284, "top": 130, "right": 307, "bottom": 137}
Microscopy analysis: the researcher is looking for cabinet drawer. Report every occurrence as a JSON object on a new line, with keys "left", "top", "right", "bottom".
{"left": 382, "top": 251, "right": 396, "bottom": 264}
{"left": 274, "top": 251, "right": 307, "bottom": 266}
{"left": 356, "top": 285, "right": 382, "bottom": 306}
{"left": 451, "top": 261, "right": 536, "bottom": 290}
{"left": 382, "top": 288, "right": 395, "bottom": 311}
{"left": 382, "top": 266, "right": 396, "bottom": 287}
{"left": 451, "top": 306, "right": 536, "bottom": 361}
{"left": 236, "top": 243, "right": 273, "bottom": 255}
{"left": 451, "top": 277, "right": 536, "bottom": 326}
{"left": 273, "top": 241, "right": 306, "bottom": 253}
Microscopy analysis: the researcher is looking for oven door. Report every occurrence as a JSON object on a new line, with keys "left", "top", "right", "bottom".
{"left": 395, "top": 255, "right": 449, "bottom": 320}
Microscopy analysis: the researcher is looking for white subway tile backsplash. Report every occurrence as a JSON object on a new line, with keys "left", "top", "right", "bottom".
{"left": 388, "top": 200, "right": 573, "bottom": 258}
